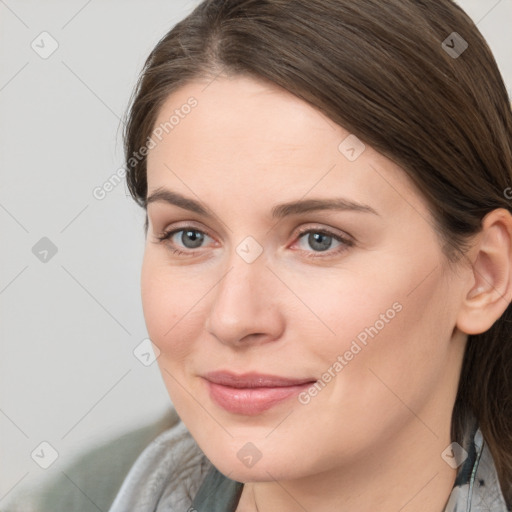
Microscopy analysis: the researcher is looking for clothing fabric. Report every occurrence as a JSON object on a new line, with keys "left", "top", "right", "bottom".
{"left": 109, "top": 415, "right": 510, "bottom": 512}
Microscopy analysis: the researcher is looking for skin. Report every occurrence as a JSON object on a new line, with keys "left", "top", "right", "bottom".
{"left": 141, "top": 74, "right": 512, "bottom": 512}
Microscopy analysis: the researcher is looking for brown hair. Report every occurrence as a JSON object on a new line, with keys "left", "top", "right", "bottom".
{"left": 123, "top": 0, "right": 512, "bottom": 503}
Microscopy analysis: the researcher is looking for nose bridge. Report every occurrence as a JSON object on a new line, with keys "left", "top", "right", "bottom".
{"left": 217, "top": 234, "right": 269, "bottom": 302}
{"left": 205, "top": 240, "right": 282, "bottom": 345}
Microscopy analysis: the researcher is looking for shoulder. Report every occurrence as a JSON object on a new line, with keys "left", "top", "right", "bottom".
{"left": 1, "top": 410, "right": 185, "bottom": 512}
{"left": 109, "top": 410, "right": 212, "bottom": 511}
{"left": 444, "top": 428, "right": 510, "bottom": 512}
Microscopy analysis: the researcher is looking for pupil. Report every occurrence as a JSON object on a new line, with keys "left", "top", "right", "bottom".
{"left": 182, "top": 230, "right": 204, "bottom": 249}
{"left": 309, "top": 232, "right": 331, "bottom": 252}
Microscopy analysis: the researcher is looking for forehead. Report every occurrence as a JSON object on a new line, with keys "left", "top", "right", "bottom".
{"left": 146, "top": 75, "right": 426, "bottom": 219}
{"left": 149, "top": 75, "right": 336, "bottom": 165}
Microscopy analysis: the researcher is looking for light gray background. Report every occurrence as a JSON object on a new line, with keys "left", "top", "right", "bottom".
{"left": 1, "top": 0, "right": 511, "bottom": 508}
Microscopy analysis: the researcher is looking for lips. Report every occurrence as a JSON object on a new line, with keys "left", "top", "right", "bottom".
{"left": 202, "top": 371, "right": 317, "bottom": 415}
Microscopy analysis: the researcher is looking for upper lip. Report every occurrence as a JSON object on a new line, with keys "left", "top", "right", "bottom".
{"left": 202, "top": 371, "right": 316, "bottom": 388}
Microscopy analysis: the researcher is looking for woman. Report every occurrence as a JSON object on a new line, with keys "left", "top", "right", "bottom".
{"left": 109, "top": 0, "right": 512, "bottom": 510}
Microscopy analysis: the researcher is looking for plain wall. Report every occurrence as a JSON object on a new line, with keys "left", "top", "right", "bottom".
{"left": 1, "top": 0, "right": 511, "bottom": 507}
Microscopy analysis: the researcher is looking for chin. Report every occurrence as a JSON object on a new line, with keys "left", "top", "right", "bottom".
{"left": 212, "top": 456, "right": 296, "bottom": 483}
{"left": 204, "top": 438, "right": 311, "bottom": 481}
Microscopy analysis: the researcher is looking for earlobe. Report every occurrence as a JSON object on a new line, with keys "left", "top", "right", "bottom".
{"left": 456, "top": 208, "right": 512, "bottom": 335}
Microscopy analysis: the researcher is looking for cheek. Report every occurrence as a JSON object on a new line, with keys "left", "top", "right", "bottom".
{"left": 283, "top": 261, "right": 405, "bottom": 356}
{"left": 140, "top": 250, "right": 203, "bottom": 362}
{"left": 327, "top": 265, "right": 455, "bottom": 417}
{"left": 298, "top": 252, "right": 454, "bottom": 385}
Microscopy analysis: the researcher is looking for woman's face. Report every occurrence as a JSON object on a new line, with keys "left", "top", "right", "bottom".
{"left": 142, "top": 75, "right": 468, "bottom": 482}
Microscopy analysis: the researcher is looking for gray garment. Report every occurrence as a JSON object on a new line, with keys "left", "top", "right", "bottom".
{"left": 443, "top": 427, "right": 509, "bottom": 512}
{"left": 108, "top": 418, "right": 213, "bottom": 511}
{"left": 109, "top": 415, "right": 510, "bottom": 512}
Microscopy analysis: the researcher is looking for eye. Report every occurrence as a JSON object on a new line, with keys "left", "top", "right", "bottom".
{"left": 155, "top": 227, "right": 214, "bottom": 256}
{"left": 293, "top": 227, "right": 353, "bottom": 258}
{"left": 154, "top": 225, "right": 353, "bottom": 259}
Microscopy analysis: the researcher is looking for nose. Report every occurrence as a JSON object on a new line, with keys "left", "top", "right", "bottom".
{"left": 204, "top": 247, "right": 285, "bottom": 348}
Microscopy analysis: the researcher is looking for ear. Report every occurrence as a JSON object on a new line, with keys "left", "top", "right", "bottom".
{"left": 456, "top": 208, "right": 512, "bottom": 335}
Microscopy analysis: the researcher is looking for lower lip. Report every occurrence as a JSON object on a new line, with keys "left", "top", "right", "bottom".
{"left": 205, "top": 380, "right": 314, "bottom": 415}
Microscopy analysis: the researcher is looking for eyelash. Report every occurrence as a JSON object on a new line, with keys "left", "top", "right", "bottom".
{"left": 154, "top": 225, "right": 354, "bottom": 259}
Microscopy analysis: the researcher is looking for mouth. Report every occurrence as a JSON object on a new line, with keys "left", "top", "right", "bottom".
{"left": 202, "top": 371, "right": 317, "bottom": 415}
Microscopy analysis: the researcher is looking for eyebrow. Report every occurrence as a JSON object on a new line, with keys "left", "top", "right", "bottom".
{"left": 145, "top": 188, "right": 379, "bottom": 219}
